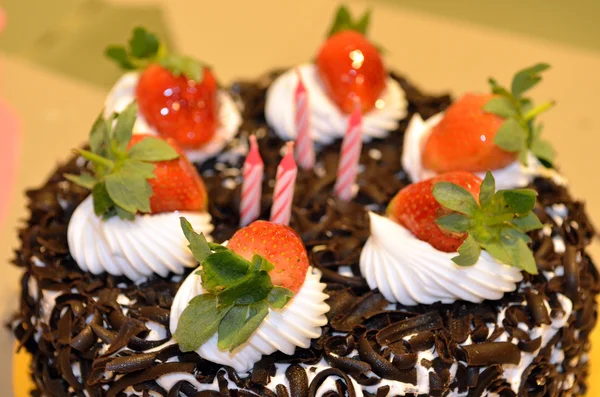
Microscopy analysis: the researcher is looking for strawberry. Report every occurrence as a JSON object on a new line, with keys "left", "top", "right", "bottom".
{"left": 227, "top": 221, "right": 310, "bottom": 294}
{"left": 316, "top": 30, "right": 385, "bottom": 114}
{"left": 422, "top": 93, "right": 518, "bottom": 173}
{"left": 128, "top": 134, "right": 207, "bottom": 213}
{"left": 315, "top": 6, "right": 386, "bottom": 114}
{"left": 387, "top": 172, "right": 482, "bottom": 252}
{"left": 136, "top": 65, "right": 218, "bottom": 149}
{"left": 106, "top": 27, "right": 219, "bottom": 150}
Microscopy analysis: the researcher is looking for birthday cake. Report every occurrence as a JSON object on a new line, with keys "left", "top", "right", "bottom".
{"left": 10, "top": 6, "right": 599, "bottom": 397}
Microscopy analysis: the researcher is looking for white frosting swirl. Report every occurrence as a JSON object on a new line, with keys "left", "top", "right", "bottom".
{"left": 104, "top": 72, "right": 242, "bottom": 163}
{"left": 67, "top": 195, "right": 214, "bottom": 281}
{"left": 401, "top": 112, "right": 566, "bottom": 189}
{"left": 265, "top": 64, "right": 407, "bottom": 145}
{"left": 170, "top": 267, "right": 330, "bottom": 372}
{"left": 360, "top": 212, "right": 523, "bottom": 305}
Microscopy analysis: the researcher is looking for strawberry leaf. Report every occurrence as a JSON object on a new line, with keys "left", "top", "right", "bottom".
{"left": 104, "top": 171, "right": 152, "bottom": 214}
{"left": 128, "top": 137, "right": 179, "bottom": 162}
{"left": 268, "top": 287, "right": 294, "bottom": 309}
{"left": 105, "top": 46, "right": 136, "bottom": 70}
{"left": 89, "top": 112, "right": 110, "bottom": 156}
{"left": 129, "top": 27, "right": 160, "bottom": 59}
{"left": 432, "top": 182, "right": 479, "bottom": 215}
{"left": 64, "top": 173, "right": 98, "bottom": 190}
{"left": 327, "top": 4, "right": 372, "bottom": 37}
{"left": 174, "top": 219, "right": 296, "bottom": 353}
{"left": 217, "top": 302, "right": 269, "bottom": 351}
{"left": 511, "top": 63, "right": 550, "bottom": 99}
{"left": 92, "top": 182, "right": 113, "bottom": 216}
{"left": 159, "top": 54, "right": 204, "bottom": 82}
{"left": 435, "top": 213, "right": 470, "bottom": 233}
{"left": 452, "top": 234, "right": 481, "bottom": 267}
{"left": 112, "top": 102, "right": 138, "bottom": 153}
{"left": 434, "top": 173, "right": 541, "bottom": 274}
{"left": 487, "top": 63, "right": 555, "bottom": 167}
{"left": 174, "top": 294, "right": 233, "bottom": 352}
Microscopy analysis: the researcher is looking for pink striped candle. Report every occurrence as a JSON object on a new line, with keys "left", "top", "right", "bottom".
{"left": 270, "top": 142, "right": 298, "bottom": 225}
{"left": 240, "top": 135, "right": 264, "bottom": 226}
{"left": 334, "top": 99, "right": 363, "bottom": 201}
{"left": 294, "top": 69, "right": 315, "bottom": 170}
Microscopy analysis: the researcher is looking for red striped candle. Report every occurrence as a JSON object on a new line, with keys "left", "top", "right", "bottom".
{"left": 270, "top": 142, "right": 298, "bottom": 225}
{"left": 294, "top": 69, "right": 315, "bottom": 170}
{"left": 240, "top": 135, "right": 264, "bottom": 226}
{"left": 334, "top": 99, "right": 363, "bottom": 201}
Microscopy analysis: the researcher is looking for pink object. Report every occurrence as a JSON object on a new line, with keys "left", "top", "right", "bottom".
{"left": 334, "top": 99, "right": 363, "bottom": 201}
{"left": 0, "top": 100, "right": 20, "bottom": 229}
{"left": 294, "top": 69, "right": 315, "bottom": 170}
{"left": 240, "top": 135, "right": 264, "bottom": 226}
{"left": 270, "top": 142, "right": 298, "bottom": 226}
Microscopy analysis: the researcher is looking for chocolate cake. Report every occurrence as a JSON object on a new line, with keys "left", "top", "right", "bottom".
{"left": 9, "top": 10, "right": 600, "bottom": 397}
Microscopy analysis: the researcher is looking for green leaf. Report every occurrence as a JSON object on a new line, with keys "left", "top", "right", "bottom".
{"left": 502, "top": 189, "right": 537, "bottom": 214}
{"left": 92, "top": 182, "right": 113, "bottom": 216}
{"left": 129, "top": 27, "right": 160, "bottom": 59}
{"left": 217, "top": 271, "right": 273, "bottom": 306}
{"left": 128, "top": 137, "right": 180, "bottom": 162}
{"left": 201, "top": 251, "right": 251, "bottom": 293}
{"left": 451, "top": 234, "right": 481, "bottom": 267}
{"left": 355, "top": 9, "right": 372, "bottom": 35}
{"left": 494, "top": 118, "right": 528, "bottom": 152}
{"left": 436, "top": 213, "right": 470, "bottom": 233}
{"left": 89, "top": 112, "right": 110, "bottom": 155}
{"left": 327, "top": 5, "right": 353, "bottom": 36}
{"left": 511, "top": 212, "right": 543, "bottom": 232}
{"left": 104, "top": 170, "right": 152, "bottom": 214}
{"left": 180, "top": 217, "right": 212, "bottom": 262}
{"left": 479, "top": 171, "right": 496, "bottom": 207}
{"left": 64, "top": 173, "right": 97, "bottom": 190}
{"left": 105, "top": 46, "right": 136, "bottom": 70}
{"left": 250, "top": 255, "right": 275, "bottom": 272}
{"left": 268, "top": 286, "right": 294, "bottom": 309}
{"left": 160, "top": 54, "right": 203, "bottom": 82}
{"left": 174, "top": 294, "right": 233, "bottom": 352}
{"left": 499, "top": 228, "right": 538, "bottom": 274}
{"left": 483, "top": 96, "right": 517, "bottom": 118}
{"left": 112, "top": 102, "right": 138, "bottom": 153}
{"left": 120, "top": 159, "right": 156, "bottom": 179}
{"left": 114, "top": 206, "right": 136, "bottom": 221}
{"left": 481, "top": 240, "right": 512, "bottom": 265}
{"left": 511, "top": 63, "right": 550, "bottom": 98}
{"left": 217, "top": 302, "right": 269, "bottom": 351}
{"left": 488, "top": 77, "right": 512, "bottom": 98}
{"left": 530, "top": 133, "right": 555, "bottom": 165}
{"left": 432, "top": 182, "right": 479, "bottom": 215}
{"left": 208, "top": 242, "right": 229, "bottom": 253}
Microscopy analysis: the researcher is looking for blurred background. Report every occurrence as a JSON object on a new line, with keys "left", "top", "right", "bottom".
{"left": 1, "top": 0, "right": 599, "bottom": 395}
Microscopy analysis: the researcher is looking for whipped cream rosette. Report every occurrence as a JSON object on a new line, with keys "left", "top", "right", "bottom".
{"left": 104, "top": 28, "right": 242, "bottom": 163}
{"left": 66, "top": 102, "right": 213, "bottom": 281}
{"left": 170, "top": 219, "right": 330, "bottom": 372}
{"left": 402, "top": 64, "right": 565, "bottom": 189}
{"left": 360, "top": 171, "right": 543, "bottom": 305}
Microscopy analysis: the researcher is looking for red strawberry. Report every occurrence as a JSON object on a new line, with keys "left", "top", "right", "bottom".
{"left": 422, "top": 93, "right": 518, "bottom": 173}
{"left": 128, "top": 134, "right": 207, "bottom": 213}
{"left": 136, "top": 65, "right": 218, "bottom": 149}
{"left": 227, "top": 221, "right": 310, "bottom": 294}
{"left": 316, "top": 30, "right": 386, "bottom": 114}
{"left": 387, "top": 172, "right": 482, "bottom": 252}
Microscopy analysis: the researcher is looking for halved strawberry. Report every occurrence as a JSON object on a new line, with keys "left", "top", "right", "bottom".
{"left": 387, "top": 172, "right": 482, "bottom": 252}
{"left": 227, "top": 221, "right": 309, "bottom": 294}
{"left": 136, "top": 65, "right": 218, "bottom": 149}
{"left": 316, "top": 6, "right": 386, "bottom": 114}
{"left": 128, "top": 134, "right": 207, "bottom": 213}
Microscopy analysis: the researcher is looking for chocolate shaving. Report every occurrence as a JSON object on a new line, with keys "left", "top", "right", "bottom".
{"left": 285, "top": 364, "right": 309, "bottom": 397}
{"left": 308, "top": 368, "right": 356, "bottom": 397}
{"left": 460, "top": 342, "right": 521, "bottom": 366}
{"left": 525, "top": 292, "right": 551, "bottom": 326}
{"left": 563, "top": 244, "right": 580, "bottom": 305}
{"left": 518, "top": 336, "right": 542, "bottom": 353}
{"left": 376, "top": 311, "right": 443, "bottom": 344}
{"left": 358, "top": 332, "right": 416, "bottom": 385}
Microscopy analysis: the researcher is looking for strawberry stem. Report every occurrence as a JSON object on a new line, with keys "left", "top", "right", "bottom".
{"left": 78, "top": 149, "right": 115, "bottom": 170}
{"left": 524, "top": 100, "right": 555, "bottom": 121}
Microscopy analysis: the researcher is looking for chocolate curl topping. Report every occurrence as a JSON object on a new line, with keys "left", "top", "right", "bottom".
{"left": 376, "top": 311, "right": 443, "bottom": 345}
{"left": 285, "top": 364, "right": 309, "bottom": 397}
{"left": 563, "top": 244, "right": 580, "bottom": 305}
{"left": 525, "top": 292, "right": 551, "bottom": 326}
{"left": 105, "top": 352, "right": 159, "bottom": 373}
{"left": 459, "top": 342, "right": 521, "bottom": 366}
{"left": 358, "top": 332, "right": 417, "bottom": 385}
{"left": 308, "top": 368, "right": 356, "bottom": 397}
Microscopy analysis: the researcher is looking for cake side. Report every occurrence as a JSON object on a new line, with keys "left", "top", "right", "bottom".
{"left": 10, "top": 71, "right": 600, "bottom": 397}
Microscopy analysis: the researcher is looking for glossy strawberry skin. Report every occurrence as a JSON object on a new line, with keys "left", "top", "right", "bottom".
{"left": 422, "top": 93, "right": 518, "bottom": 173}
{"left": 316, "top": 30, "right": 386, "bottom": 114}
{"left": 136, "top": 65, "right": 218, "bottom": 149}
{"left": 387, "top": 172, "right": 482, "bottom": 252}
{"left": 128, "top": 134, "right": 207, "bottom": 213}
{"left": 227, "top": 221, "right": 310, "bottom": 294}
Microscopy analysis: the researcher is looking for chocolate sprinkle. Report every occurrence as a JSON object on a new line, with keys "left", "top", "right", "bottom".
{"left": 9, "top": 70, "right": 600, "bottom": 397}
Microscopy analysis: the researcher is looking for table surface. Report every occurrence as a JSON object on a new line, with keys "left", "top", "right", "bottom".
{"left": 2, "top": 0, "right": 599, "bottom": 395}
